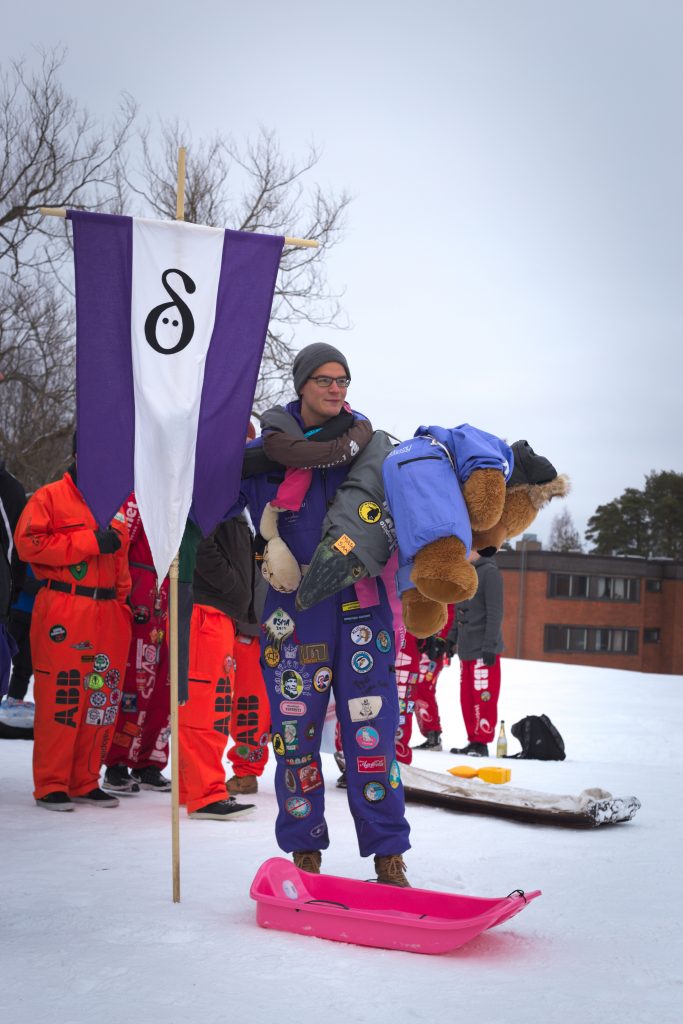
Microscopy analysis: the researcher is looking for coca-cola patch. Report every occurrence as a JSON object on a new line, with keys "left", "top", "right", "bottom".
{"left": 356, "top": 755, "right": 387, "bottom": 773}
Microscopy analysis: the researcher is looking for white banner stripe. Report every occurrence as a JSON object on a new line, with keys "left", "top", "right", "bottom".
{"left": 131, "top": 218, "right": 225, "bottom": 579}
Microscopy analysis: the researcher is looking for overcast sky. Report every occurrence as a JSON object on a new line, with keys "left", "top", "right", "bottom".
{"left": 4, "top": 0, "right": 682, "bottom": 543}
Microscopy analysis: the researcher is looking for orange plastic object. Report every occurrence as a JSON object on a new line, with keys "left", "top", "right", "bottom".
{"left": 448, "top": 765, "right": 512, "bottom": 785}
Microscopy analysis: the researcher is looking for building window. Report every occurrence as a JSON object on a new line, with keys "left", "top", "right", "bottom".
{"left": 544, "top": 625, "right": 639, "bottom": 655}
{"left": 548, "top": 573, "right": 638, "bottom": 602}
{"left": 548, "top": 573, "right": 589, "bottom": 598}
{"left": 592, "top": 576, "right": 640, "bottom": 602}
{"left": 643, "top": 628, "right": 661, "bottom": 643}
{"left": 646, "top": 579, "right": 662, "bottom": 593}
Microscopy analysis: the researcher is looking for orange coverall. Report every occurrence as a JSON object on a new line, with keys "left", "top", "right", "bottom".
{"left": 179, "top": 612, "right": 270, "bottom": 813}
{"left": 179, "top": 603, "right": 236, "bottom": 813}
{"left": 14, "top": 472, "right": 132, "bottom": 799}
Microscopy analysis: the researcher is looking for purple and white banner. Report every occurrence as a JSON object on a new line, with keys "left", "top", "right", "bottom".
{"left": 69, "top": 210, "right": 283, "bottom": 579}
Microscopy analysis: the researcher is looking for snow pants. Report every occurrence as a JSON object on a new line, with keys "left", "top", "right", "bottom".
{"left": 105, "top": 566, "right": 170, "bottom": 771}
{"left": 7, "top": 611, "right": 32, "bottom": 700}
{"left": 30, "top": 588, "right": 131, "bottom": 800}
{"left": 459, "top": 656, "right": 501, "bottom": 744}
{"left": 262, "top": 588, "right": 410, "bottom": 858}
{"left": 393, "top": 638, "right": 418, "bottom": 765}
{"left": 227, "top": 634, "right": 270, "bottom": 778}
{"left": 178, "top": 604, "right": 236, "bottom": 814}
{"left": 395, "top": 631, "right": 447, "bottom": 763}
{"left": 1, "top": 623, "right": 18, "bottom": 699}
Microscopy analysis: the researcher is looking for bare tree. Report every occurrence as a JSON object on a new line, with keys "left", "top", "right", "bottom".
{"left": 549, "top": 508, "right": 583, "bottom": 552}
{"left": 127, "top": 122, "right": 352, "bottom": 408}
{"left": 0, "top": 47, "right": 136, "bottom": 488}
{"left": 1, "top": 53, "right": 351, "bottom": 491}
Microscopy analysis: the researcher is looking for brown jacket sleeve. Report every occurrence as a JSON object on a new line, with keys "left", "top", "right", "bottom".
{"left": 262, "top": 419, "right": 373, "bottom": 469}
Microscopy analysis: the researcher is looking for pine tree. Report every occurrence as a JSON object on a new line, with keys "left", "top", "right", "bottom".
{"left": 585, "top": 472, "right": 683, "bottom": 559}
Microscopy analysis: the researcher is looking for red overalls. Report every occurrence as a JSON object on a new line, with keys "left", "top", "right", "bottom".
{"left": 105, "top": 495, "right": 170, "bottom": 771}
{"left": 14, "top": 473, "right": 131, "bottom": 799}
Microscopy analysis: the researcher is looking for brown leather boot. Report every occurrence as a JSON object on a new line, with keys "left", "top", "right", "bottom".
{"left": 374, "top": 854, "right": 411, "bottom": 887}
{"left": 226, "top": 775, "right": 258, "bottom": 795}
{"left": 293, "top": 850, "right": 322, "bottom": 873}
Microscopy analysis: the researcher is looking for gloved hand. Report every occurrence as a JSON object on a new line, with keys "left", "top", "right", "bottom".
{"left": 94, "top": 528, "right": 122, "bottom": 554}
{"left": 481, "top": 650, "right": 496, "bottom": 667}
{"left": 444, "top": 637, "right": 457, "bottom": 659}
{"left": 418, "top": 634, "right": 447, "bottom": 661}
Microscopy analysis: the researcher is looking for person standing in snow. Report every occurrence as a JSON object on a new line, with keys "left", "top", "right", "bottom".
{"left": 1, "top": 459, "right": 27, "bottom": 707}
{"left": 177, "top": 513, "right": 259, "bottom": 821}
{"left": 448, "top": 553, "right": 505, "bottom": 757}
{"left": 240, "top": 343, "right": 411, "bottom": 886}
{"left": 14, "top": 441, "right": 132, "bottom": 810}
{"left": 102, "top": 493, "right": 172, "bottom": 794}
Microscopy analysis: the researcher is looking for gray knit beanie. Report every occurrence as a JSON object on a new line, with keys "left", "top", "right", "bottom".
{"left": 292, "top": 342, "right": 351, "bottom": 394}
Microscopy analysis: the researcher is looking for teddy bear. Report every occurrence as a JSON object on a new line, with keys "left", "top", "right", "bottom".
{"left": 396, "top": 436, "right": 569, "bottom": 637}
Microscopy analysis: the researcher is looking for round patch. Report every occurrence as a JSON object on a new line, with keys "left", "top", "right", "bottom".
{"left": 273, "top": 733, "right": 285, "bottom": 757}
{"left": 264, "top": 645, "right": 280, "bottom": 668}
{"left": 313, "top": 666, "right": 332, "bottom": 693}
{"left": 93, "top": 654, "right": 110, "bottom": 673}
{"left": 356, "top": 725, "right": 380, "bottom": 750}
{"left": 236, "top": 745, "right": 250, "bottom": 758}
{"left": 105, "top": 668, "right": 120, "bottom": 687}
{"left": 284, "top": 769, "right": 297, "bottom": 793}
{"left": 481, "top": 690, "right": 491, "bottom": 702}
{"left": 350, "top": 624, "right": 373, "bottom": 645}
{"left": 351, "top": 650, "right": 373, "bottom": 674}
{"left": 310, "top": 821, "right": 327, "bottom": 839}
{"left": 258, "top": 731, "right": 270, "bottom": 747}
{"left": 358, "top": 500, "right": 382, "bottom": 524}
{"left": 223, "top": 655, "right": 235, "bottom": 674}
{"left": 389, "top": 759, "right": 401, "bottom": 789}
{"left": 280, "top": 669, "right": 304, "bottom": 699}
{"left": 285, "top": 796, "right": 312, "bottom": 819}
{"left": 89, "top": 691, "right": 107, "bottom": 708}
{"left": 87, "top": 673, "right": 105, "bottom": 691}
{"left": 110, "top": 688, "right": 122, "bottom": 705}
{"left": 375, "top": 630, "right": 392, "bottom": 654}
{"left": 49, "top": 624, "right": 67, "bottom": 643}
{"left": 363, "top": 781, "right": 386, "bottom": 803}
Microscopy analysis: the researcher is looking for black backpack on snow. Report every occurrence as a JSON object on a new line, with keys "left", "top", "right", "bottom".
{"left": 509, "top": 714, "right": 566, "bottom": 761}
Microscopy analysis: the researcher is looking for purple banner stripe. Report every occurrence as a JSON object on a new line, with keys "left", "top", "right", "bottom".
{"left": 192, "top": 228, "right": 284, "bottom": 535}
{"left": 69, "top": 211, "right": 135, "bottom": 528}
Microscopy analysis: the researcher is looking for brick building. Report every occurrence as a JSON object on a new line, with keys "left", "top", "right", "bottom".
{"left": 495, "top": 538, "right": 683, "bottom": 674}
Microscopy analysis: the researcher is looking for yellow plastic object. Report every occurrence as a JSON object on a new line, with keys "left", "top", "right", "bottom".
{"left": 447, "top": 765, "right": 512, "bottom": 785}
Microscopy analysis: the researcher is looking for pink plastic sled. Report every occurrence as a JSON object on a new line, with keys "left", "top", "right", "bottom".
{"left": 250, "top": 857, "right": 541, "bottom": 955}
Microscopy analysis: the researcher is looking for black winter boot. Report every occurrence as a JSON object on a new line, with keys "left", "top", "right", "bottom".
{"left": 414, "top": 730, "right": 442, "bottom": 751}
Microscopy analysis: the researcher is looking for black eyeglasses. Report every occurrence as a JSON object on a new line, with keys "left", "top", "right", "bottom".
{"left": 308, "top": 375, "right": 351, "bottom": 389}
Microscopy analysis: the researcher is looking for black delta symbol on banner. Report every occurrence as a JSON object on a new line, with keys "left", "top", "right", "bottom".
{"left": 144, "top": 268, "right": 197, "bottom": 355}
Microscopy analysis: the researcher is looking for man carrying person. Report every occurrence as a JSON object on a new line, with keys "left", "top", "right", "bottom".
{"left": 240, "top": 343, "right": 411, "bottom": 886}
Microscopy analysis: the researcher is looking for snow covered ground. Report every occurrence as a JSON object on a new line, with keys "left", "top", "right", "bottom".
{"left": 3, "top": 658, "right": 681, "bottom": 1024}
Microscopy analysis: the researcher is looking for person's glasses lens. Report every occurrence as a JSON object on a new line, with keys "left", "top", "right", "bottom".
{"left": 310, "top": 376, "right": 350, "bottom": 389}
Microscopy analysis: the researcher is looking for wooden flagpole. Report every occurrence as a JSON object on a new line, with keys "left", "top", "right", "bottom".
{"left": 41, "top": 151, "right": 316, "bottom": 904}
{"left": 169, "top": 145, "right": 187, "bottom": 903}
